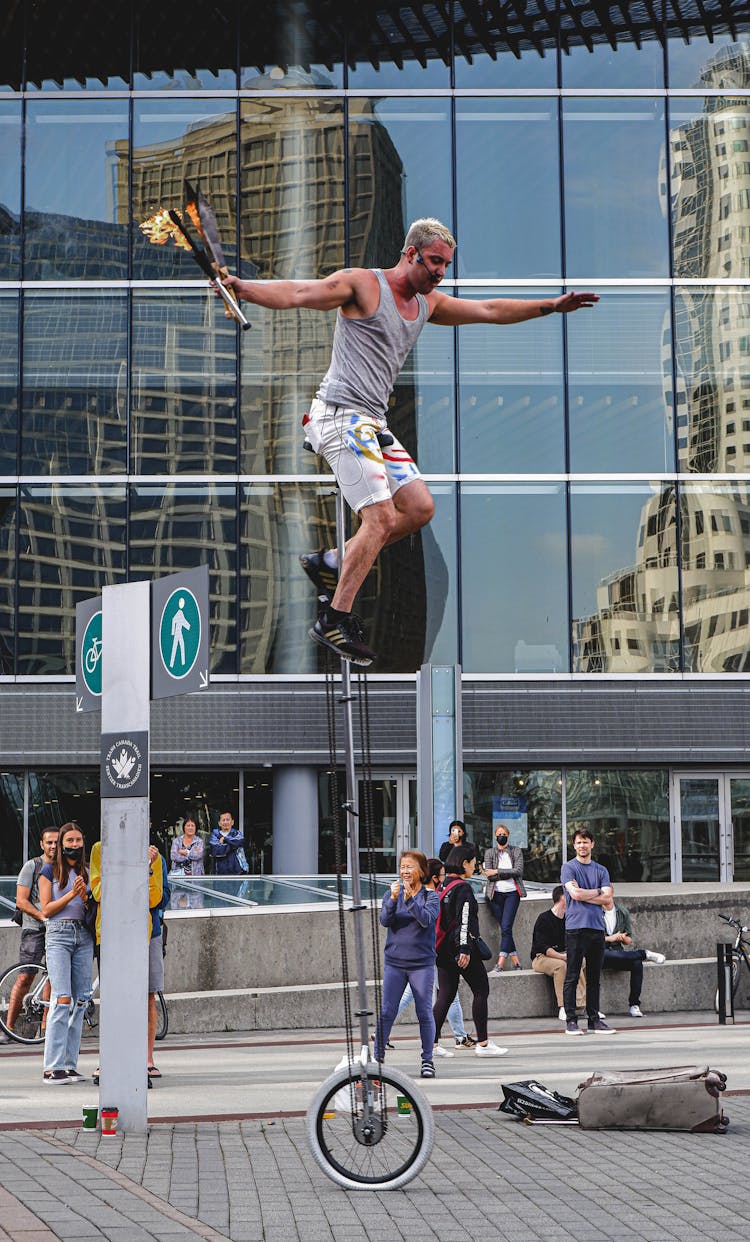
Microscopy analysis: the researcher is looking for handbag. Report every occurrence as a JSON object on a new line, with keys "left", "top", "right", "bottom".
{"left": 83, "top": 894, "right": 98, "bottom": 934}
{"left": 461, "top": 933, "right": 492, "bottom": 962}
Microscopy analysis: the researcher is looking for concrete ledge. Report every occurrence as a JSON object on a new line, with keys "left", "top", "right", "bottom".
{"left": 162, "top": 957, "right": 741, "bottom": 1034}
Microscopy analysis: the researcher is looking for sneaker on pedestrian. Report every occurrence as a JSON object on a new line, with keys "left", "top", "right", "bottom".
{"left": 455, "top": 1035, "right": 476, "bottom": 1049}
{"left": 598, "top": 1011, "right": 606, "bottom": 1019}
{"left": 645, "top": 949, "right": 666, "bottom": 964}
{"left": 432, "top": 1043, "right": 454, "bottom": 1058}
{"left": 489, "top": 965, "right": 503, "bottom": 976}
{"left": 475, "top": 1040, "right": 508, "bottom": 1057}
{"left": 565, "top": 1020, "right": 584, "bottom": 1036}
{"left": 558, "top": 1007, "right": 567, "bottom": 1021}
{"left": 43, "top": 1070, "right": 71, "bottom": 1085}
{"left": 299, "top": 549, "right": 338, "bottom": 605}
{"left": 420, "top": 1059, "right": 436, "bottom": 1078}
{"left": 588, "top": 1019, "right": 616, "bottom": 1034}
{"left": 309, "top": 609, "right": 376, "bottom": 666}
{"left": 65, "top": 1069, "right": 86, "bottom": 1082}
{"left": 628, "top": 1004, "right": 644, "bottom": 1018}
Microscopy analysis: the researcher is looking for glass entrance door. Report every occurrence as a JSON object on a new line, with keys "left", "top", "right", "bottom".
{"left": 357, "top": 775, "right": 417, "bottom": 874}
{"left": 671, "top": 772, "right": 750, "bottom": 881}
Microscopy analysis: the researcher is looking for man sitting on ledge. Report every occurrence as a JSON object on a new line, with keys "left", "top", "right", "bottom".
{"left": 531, "top": 885, "right": 586, "bottom": 1021}
{"left": 601, "top": 890, "right": 666, "bottom": 1017}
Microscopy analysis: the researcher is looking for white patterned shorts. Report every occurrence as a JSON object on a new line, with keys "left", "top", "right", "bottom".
{"left": 303, "top": 398, "right": 422, "bottom": 514}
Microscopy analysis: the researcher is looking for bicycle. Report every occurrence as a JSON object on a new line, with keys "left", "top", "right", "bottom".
{"left": 714, "top": 913, "right": 750, "bottom": 1013}
{"left": 0, "top": 958, "right": 167, "bottom": 1045}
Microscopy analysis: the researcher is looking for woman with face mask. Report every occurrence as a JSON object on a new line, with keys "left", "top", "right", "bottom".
{"left": 484, "top": 824, "right": 526, "bottom": 974}
{"left": 38, "top": 822, "right": 95, "bottom": 1084}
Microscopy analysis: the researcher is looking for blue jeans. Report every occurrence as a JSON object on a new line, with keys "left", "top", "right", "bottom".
{"left": 396, "top": 966, "right": 467, "bottom": 1040}
{"left": 489, "top": 889, "right": 521, "bottom": 956}
{"left": 376, "top": 962, "right": 435, "bottom": 1062}
{"left": 43, "top": 920, "right": 94, "bottom": 1072}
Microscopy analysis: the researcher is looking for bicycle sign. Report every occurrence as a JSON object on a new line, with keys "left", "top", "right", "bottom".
{"left": 75, "top": 597, "right": 103, "bottom": 713}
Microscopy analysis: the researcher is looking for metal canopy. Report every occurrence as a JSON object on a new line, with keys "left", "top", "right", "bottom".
{"left": 2, "top": 1, "right": 749, "bottom": 89}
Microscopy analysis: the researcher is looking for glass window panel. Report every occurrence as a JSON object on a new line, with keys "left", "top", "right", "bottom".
{"left": 150, "top": 769, "right": 244, "bottom": 869}
{"left": 463, "top": 769, "right": 563, "bottom": 884}
{"left": 132, "top": 99, "right": 238, "bottom": 281}
{"left": 131, "top": 291, "right": 237, "bottom": 475}
{"left": 22, "top": 298, "right": 125, "bottom": 471}
{"left": 24, "top": 99, "right": 129, "bottom": 280}
{"left": 567, "top": 288, "right": 675, "bottom": 473}
{"left": 0, "top": 100, "right": 21, "bottom": 278}
{"left": 0, "top": 293, "right": 18, "bottom": 475}
{"left": 570, "top": 482, "right": 680, "bottom": 674}
{"left": 240, "top": 0, "right": 343, "bottom": 89}
{"left": 240, "top": 98, "right": 344, "bottom": 281}
{"left": 563, "top": 98, "right": 669, "bottom": 279}
{"left": 392, "top": 319, "right": 456, "bottom": 474}
{"left": 22, "top": 291, "right": 127, "bottom": 476}
{"left": 0, "top": 773, "right": 24, "bottom": 875}
{"left": 346, "top": 5, "right": 450, "bottom": 88}
{"left": 458, "top": 287, "right": 564, "bottom": 473}
{"left": 678, "top": 776, "right": 720, "bottom": 881}
{"left": 669, "top": 97, "right": 750, "bottom": 281}
{"left": 561, "top": 0, "right": 665, "bottom": 88}
{"left": 566, "top": 769, "right": 670, "bottom": 882}
{"left": 28, "top": 771, "right": 100, "bottom": 852}
{"left": 243, "top": 772, "right": 273, "bottom": 873}
{"left": 730, "top": 776, "right": 750, "bottom": 881}
{"left": 0, "top": 487, "right": 15, "bottom": 675}
{"left": 0, "top": 2, "right": 23, "bottom": 91}
{"left": 667, "top": 11, "right": 750, "bottom": 88}
{"left": 454, "top": 1, "right": 557, "bottom": 88}
{"left": 25, "top": 0, "right": 130, "bottom": 90}
{"left": 133, "top": 0, "right": 237, "bottom": 89}
{"left": 17, "top": 485, "right": 126, "bottom": 676}
{"left": 240, "top": 481, "right": 456, "bottom": 674}
{"left": 129, "top": 483, "right": 237, "bottom": 675}
{"left": 673, "top": 286, "right": 750, "bottom": 473}
{"left": 680, "top": 481, "right": 750, "bottom": 673}
{"left": 456, "top": 100, "right": 560, "bottom": 281}
{"left": 348, "top": 99, "right": 452, "bottom": 266}
{"left": 460, "top": 484, "right": 569, "bottom": 674}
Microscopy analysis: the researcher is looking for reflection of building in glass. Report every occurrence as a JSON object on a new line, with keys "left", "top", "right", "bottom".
{"left": 574, "top": 43, "right": 750, "bottom": 673}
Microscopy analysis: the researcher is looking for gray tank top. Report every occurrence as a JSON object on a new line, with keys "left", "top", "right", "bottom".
{"left": 317, "top": 269, "right": 430, "bottom": 418}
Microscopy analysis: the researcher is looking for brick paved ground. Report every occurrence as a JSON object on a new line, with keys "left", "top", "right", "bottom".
{"left": 0, "top": 1098, "right": 748, "bottom": 1241}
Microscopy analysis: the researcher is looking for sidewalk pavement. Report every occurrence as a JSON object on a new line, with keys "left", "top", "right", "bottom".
{"left": 1, "top": 1014, "right": 750, "bottom": 1241}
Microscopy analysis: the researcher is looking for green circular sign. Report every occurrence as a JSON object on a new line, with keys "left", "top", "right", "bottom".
{"left": 159, "top": 587, "right": 201, "bottom": 680}
{"left": 81, "top": 610, "right": 102, "bottom": 697}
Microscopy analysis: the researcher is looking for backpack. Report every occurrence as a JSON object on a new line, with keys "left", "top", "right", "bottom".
{"left": 11, "top": 856, "right": 45, "bottom": 926}
{"left": 434, "top": 878, "right": 466, "bottom": 953}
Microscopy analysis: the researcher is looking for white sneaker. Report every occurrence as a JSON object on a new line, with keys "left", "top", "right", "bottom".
{"left": 629, "top": 1004, "right": 644, "bottom": 1017}
{"left": 433, "top": 1043, "right": 455, "bottom": 1058}
{"left": 558, "top": 1007, "right": 566, "bottom": 1021}
{"left": 645, "top": 950, "right": 665, "bottom": 964}
{"left": 475, "top": 1040, "right": 508, "bottom": 1057}
{"left": 488, "top": 965, "right": 503, "bottom": 976}
{"left": 598, "top": 1011, "right": 606, "bottom": 1019}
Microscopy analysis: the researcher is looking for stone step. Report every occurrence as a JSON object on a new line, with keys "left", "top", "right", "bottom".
{"left": 162, "top": 957, "right": 734, "bottom": 1035}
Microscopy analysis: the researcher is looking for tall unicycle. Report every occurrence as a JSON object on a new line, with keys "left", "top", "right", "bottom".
{"left": 305, "top": 490, "right": 434, "bottom": 1190}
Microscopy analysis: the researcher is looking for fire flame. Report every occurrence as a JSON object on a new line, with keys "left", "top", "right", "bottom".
{"left": 139, "top": 208, "right": 192, "bottom": 250}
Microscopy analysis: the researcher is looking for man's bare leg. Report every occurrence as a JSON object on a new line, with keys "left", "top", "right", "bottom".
{"left": 331, "top": 480, "right": 435, "bottom": 612}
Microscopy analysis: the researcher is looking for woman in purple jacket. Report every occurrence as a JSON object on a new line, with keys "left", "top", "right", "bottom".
{"left": 374, "top": 850, "right": 440, "bottom": 1079}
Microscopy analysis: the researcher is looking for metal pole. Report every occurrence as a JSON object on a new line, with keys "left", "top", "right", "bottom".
{"left": 336, "top": 489, "right": 371, "bottom": 1053}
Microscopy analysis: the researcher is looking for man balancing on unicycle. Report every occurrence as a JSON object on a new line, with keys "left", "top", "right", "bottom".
{"left": 223, "top": 218, "right": 598, "bottom": 666}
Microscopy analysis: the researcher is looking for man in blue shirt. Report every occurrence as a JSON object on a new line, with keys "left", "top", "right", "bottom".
{"left": 561, "top": 830, "right": 616, "bottom": 1036}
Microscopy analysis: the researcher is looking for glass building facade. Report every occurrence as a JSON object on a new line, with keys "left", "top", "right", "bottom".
{"left": 3, "top": 0, "right": 750, "bottom": 883}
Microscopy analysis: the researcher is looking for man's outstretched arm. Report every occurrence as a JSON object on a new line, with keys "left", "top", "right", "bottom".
{"left": 221, "top": 269, "right": 361, "bottom": 313}
{"left": 428, "top": 289, "right": 599, "bottom": 326}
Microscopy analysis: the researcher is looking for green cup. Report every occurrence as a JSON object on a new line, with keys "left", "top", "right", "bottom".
{"left": 82, "top": 1106, "right": 98, "bottom": 1130}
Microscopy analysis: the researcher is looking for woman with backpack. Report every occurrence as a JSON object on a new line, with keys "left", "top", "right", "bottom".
{"left": 433, "top": 844, "right": 508, "bottom": 1058}
{"left": 374, "top": 850, "right": 440, "bottom": 1079}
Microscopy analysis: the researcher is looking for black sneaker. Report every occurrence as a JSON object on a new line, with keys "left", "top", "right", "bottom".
{"left": 43, "top": 1070, "right": 71, "bottom": 1085}
{"left": 455, "top": 1035, "right": 477, "bottom": 1049}
{"left": 299, "top": 550, "right": 338, "bottom": 606}
{"left": 588, "top": 1019, "right": 616, "bottom": 1034}
{"left": 565, "top": 1020, "right": 584, "bottom": 1036}
{"left": 310, "top": 611, "right": 376, "bottom": 666}
{"left": 420, "top": 1060, "right": 436, "bottom": 1079}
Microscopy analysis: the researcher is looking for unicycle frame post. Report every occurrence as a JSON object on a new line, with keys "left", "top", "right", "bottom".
{"left": 336, "top": 488, "right": 372, "bottom": 1056}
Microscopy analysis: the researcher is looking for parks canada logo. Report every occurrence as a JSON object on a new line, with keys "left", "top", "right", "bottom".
{"left": 103, "top": 738, "right": 144, "bottom": 792}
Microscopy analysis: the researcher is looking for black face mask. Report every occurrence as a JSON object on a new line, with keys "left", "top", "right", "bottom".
{"left": 62, "top": 846, "right": 83, "bottom": 863}
{"left": 496, "top": 834, "right": 509, "bottom": 846}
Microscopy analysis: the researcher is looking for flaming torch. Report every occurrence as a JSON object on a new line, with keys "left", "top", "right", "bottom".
{"left": 139, "top": 185, "right": 250, "bottom": 331}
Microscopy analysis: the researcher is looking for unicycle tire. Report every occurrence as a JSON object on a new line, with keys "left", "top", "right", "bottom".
{"left": 306, "top": 1062, "right": 434, "bottom": 1191}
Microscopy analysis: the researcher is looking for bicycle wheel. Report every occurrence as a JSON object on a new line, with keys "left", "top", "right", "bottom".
{"left": 0, "top": 962, "right": 48, "bottom": 1044}
{"left": 306, "top": 1062, "right": 433, "bottom": 1191}
{"left": 714, "top": 954, "right": 741, "bottom": 1013}
{"left": 155, "top": 991, "right": 169, "bottom": 1041}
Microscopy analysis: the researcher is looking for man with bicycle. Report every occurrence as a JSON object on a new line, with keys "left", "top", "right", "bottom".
{"left": 5, "top": 827, "right": 59, "bottom": 1038}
